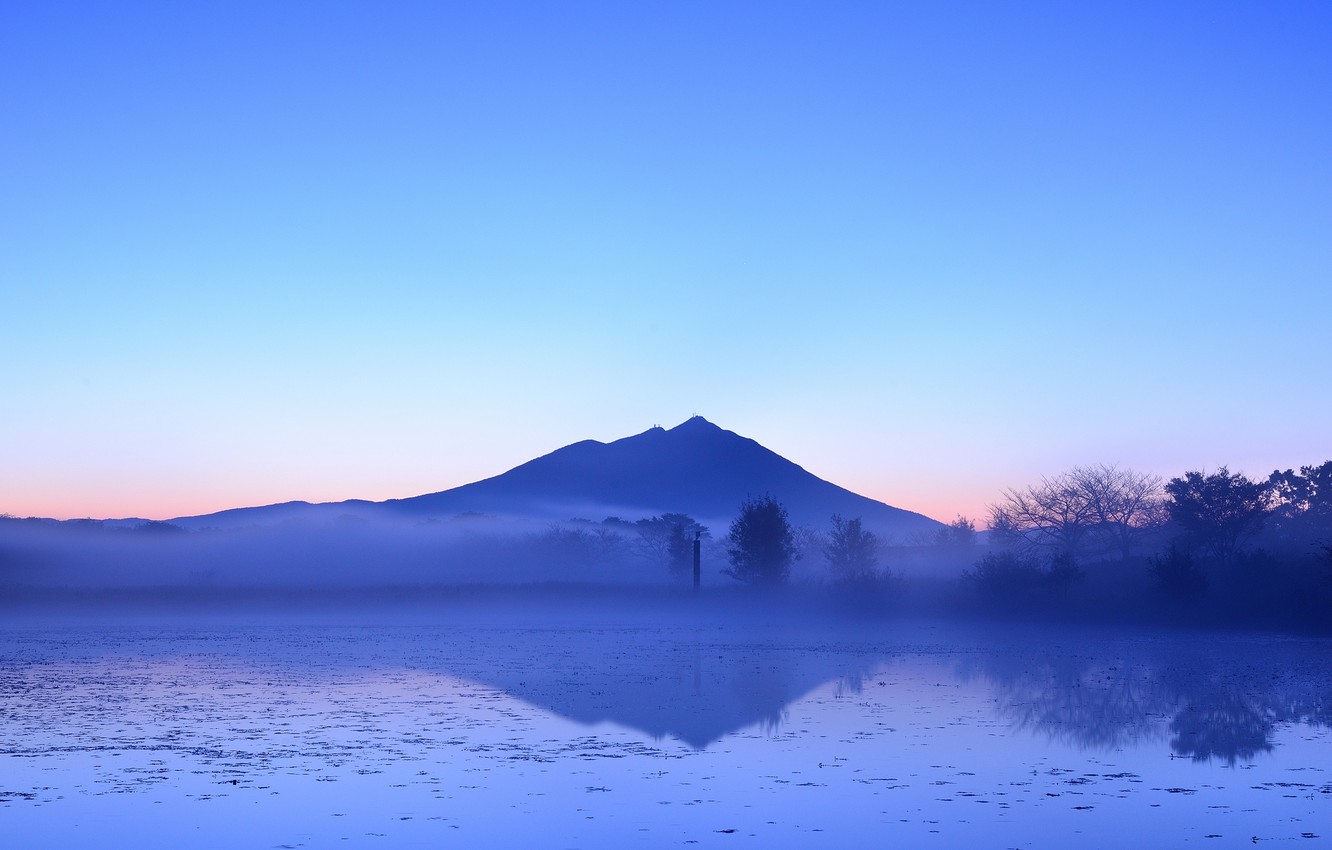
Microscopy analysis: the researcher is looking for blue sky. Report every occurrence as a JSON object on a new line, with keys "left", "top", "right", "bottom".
{"left": 3, "top": 0, "right": 1329, "bottom": 523}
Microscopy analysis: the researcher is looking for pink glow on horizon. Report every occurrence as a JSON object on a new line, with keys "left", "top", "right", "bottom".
{"left": 10, "top": 472, "right": 989, "bottom": 529}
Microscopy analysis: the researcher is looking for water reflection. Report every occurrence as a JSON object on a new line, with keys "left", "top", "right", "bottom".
{"left": 393, "top": 625, "right": 1332, "bottom": 766}
{"left": 953, "top": 633, "right": 1331, "bottom": 764}
{"left": 417, "top": 626, "right": 1331, "bottom": 765}
{"left": 6, "top": 622, "right": 1331, "bottom": 850}
{"left": 1169, "top": 692, "right": 1272, "bottom": 763}
{"left": 412, "top": 628, "right": 886, "bottom": 749}
{"left": 3, "top": 623, "right": 1328, "bottom": 767}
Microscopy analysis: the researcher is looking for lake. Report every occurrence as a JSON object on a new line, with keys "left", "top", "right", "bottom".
{"left": 2, "top": 607, "right": 1329, "bottom": 848}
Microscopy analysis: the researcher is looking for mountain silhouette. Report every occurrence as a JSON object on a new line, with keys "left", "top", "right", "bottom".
{"left": 173, "top": 417, "right": 941, "bottom": 538}
{"left": 383, "top": 416, "right": 940, "bottom": 537}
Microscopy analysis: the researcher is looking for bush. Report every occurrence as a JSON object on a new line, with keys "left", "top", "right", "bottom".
{"left": 964, "top": 551, "right": 1047, "bottom": 598}
{"left": 1148, "top": 543, "right": 1207, "bottom": 601}
{"left": 1045, "top": 551, "right": 1085, "bottom": 594}
{"left": 965, "top": 550, "right": 1085, "bottom": 600}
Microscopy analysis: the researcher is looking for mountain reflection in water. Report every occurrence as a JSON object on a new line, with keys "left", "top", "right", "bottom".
{"left": 414, "top": 624, "right": 1330, "bottom": 765}
{"left": 414, "top": 627, "right": 888, "bottom": 749}
{"left": 4, "top": 621, "right": 1327, "bottom": 767}
{"left": 6, "top": 619, "right": 1330, "bottom": 850}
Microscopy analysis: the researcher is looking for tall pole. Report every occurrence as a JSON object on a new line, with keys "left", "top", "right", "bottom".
{"left": 692, "top": 531, "right": 701, "bottom": 592}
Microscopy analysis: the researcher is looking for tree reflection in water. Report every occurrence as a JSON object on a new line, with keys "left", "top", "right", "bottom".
{"left": 1170, "top": 692, "right": 1271, "bottom": 763}
{"left": 957, "top": 632, "right": 1331, "bottom": 765}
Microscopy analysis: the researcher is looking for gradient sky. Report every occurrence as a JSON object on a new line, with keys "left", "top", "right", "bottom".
{"left": 3, "top": 1, "right": 1330, "bottom": 524}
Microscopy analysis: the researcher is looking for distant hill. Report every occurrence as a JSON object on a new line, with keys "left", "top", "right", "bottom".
{"left": 173, "top": 417, "right": 943, "bottom": 540}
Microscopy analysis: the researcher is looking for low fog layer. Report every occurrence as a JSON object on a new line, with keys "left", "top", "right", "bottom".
{"left": 6, "top": 456, "right": 1331, "bottom": 635}
{"left": 0, "top": 510, "right": 975, "bottom": 591}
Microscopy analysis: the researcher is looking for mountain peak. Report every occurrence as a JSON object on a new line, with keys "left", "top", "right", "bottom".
{"left": 669, "top": 415, "right": 721, "bottom": 433}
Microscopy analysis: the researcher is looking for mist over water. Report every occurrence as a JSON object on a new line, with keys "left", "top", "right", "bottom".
{"left": 0, "top": 512, "right": 701, "bottom": 590}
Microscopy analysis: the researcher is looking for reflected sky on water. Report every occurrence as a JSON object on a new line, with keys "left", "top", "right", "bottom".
{"left": 2, "top": 620, "right": 1329, "bottom": 847}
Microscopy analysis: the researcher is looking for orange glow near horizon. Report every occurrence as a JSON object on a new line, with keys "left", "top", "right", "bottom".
{"left": 8, "top": 474, "right": 993, "bottom": 529}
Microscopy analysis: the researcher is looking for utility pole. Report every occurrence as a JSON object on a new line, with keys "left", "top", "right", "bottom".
{"left": 692, "top": 530, "right": 701, "bottom": 592}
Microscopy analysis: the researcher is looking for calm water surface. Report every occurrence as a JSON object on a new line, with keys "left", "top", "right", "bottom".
{"left": 2, "top": 615, "right": 1328, "bottom": 848}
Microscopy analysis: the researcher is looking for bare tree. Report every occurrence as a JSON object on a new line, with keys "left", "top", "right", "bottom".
{"left": 1071, "top": 465, "right": 1167, "bottom": 560}
{"left": 989, "top": 473, "right": 1099, "bottom": 559}
{"left": 989, "top": 465, "right": 1165, "bottom": 562}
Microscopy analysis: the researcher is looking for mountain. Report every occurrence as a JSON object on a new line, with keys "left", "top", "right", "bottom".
{"left": 427, "top": 625, "right": 891, "bottom": 749}
{"left": 173, "top": 416, "right": 943, "bottom": 539}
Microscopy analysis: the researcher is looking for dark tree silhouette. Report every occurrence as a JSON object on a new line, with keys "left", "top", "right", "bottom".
{"left": 635, "top": 513, "right": 708, "bottom": 578}
{"left": 724, "top": 495, "right": 796, "bottom": 586}
{"left": 824, "top": 514, "right": 879, "bottom": 583}
{"left": 1264, "top": 461, "right": 1332, "bottom": 552}
{"left": 988, "top": 465, "right": 1164, "bottom": 562}
{"left": 1165, "top": 468, "right": 1268, "bottom": 566}
{"left": 933, "top": 515, "right": 977, "bottom": 548}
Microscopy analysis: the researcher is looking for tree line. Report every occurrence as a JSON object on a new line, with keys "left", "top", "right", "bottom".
{"left": 970, "top": 461, "right": 1332, "bottom": 617}
{"left": 709, "top": 459, "right": 1331, "bottom": 627}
